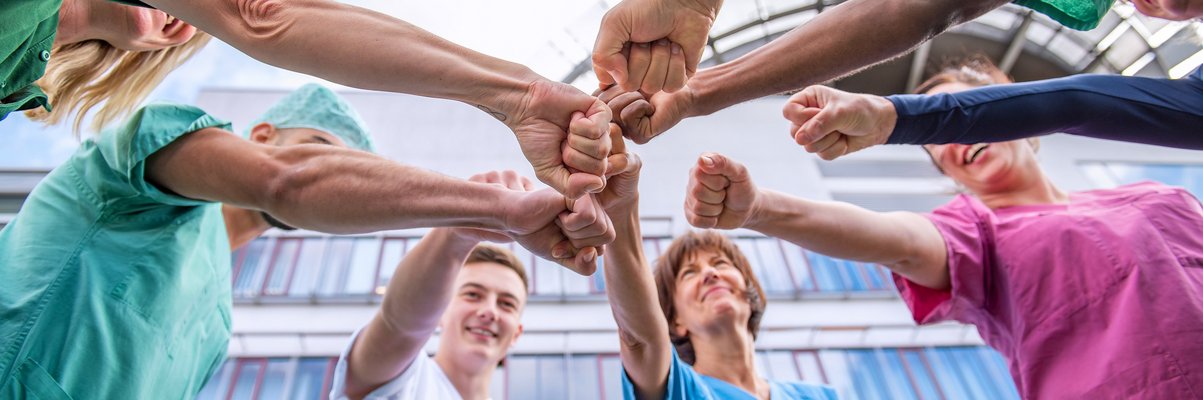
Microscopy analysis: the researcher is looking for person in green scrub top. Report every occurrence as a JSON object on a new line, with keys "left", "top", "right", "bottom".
{"left": 0, "top": 83, "right": 614, "bottom": 399}
{"left": 4, "top": 0, "right": 208, "bottom": 131}
{"left": 8, "top": 0, "right": 616, "bottom": 204}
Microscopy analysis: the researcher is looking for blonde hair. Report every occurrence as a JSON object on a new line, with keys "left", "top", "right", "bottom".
{"left": 25, "top": 32, "right": 211, "bottom": 135}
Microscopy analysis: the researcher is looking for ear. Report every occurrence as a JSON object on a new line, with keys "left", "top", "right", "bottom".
{"left": 671, "top": 317, "right": 688, "bottom": 338}
{"left": 509, "top": 323, "right": 524, "bottom": 346}
{"left": 249, "top": 123, "right": 279, "bottom": 144}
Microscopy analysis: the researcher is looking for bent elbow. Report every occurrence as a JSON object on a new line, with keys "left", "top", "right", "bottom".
{"left": 231, "top": 0, "right": 293, "bottom": 43}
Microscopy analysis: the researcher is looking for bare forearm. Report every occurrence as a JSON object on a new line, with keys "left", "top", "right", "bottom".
{"left": 349, "top": 229, "right": 478, "bottom": 397}
{"left": 148, "top": 0, "right": 540, "bottom": 117}
{"left": 747, "top": 189, "right": 947, "bottom": 287}
{"left": 604, "top": 206, "right": 672, "bottom": 397}
{"left": 253, "top": 147, "right": 513, "bottom": 234}
{"left": 687, "top": 0, "right": 1004, "bottom": 116}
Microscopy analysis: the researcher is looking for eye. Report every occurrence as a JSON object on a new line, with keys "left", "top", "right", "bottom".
{"left": 463, "top": 291, "right": 482, "bottom": 300}
{"left": 500, "top": 300, "right": 518, "bottom": 311}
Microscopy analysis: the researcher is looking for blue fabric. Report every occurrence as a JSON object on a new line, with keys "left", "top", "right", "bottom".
{"left": 620, "top": 348, "right": 837, "bottom": 400}
{"left": 886, "top": 66, "right": 1203, "bottom": 150}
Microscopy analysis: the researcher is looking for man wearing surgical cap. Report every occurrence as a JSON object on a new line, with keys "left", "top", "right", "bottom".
{"left": 0, "top": 84, "right": 611, "bottom": 399}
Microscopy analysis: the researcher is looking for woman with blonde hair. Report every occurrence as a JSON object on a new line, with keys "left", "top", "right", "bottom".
{"left": 3, "top": 0, "right": 208, "bottom": 131}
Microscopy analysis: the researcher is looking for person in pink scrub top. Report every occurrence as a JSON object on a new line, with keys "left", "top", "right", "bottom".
{"left": 669, "top": 59, "right": 1203, "bottom": 398}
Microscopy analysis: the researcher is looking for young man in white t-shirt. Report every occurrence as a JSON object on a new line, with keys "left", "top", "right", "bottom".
{"left": 331, "top": 170, "right": 613, "bottom": 400}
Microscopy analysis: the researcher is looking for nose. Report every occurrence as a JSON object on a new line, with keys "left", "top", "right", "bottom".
{"left": 475, "top": 303, "right": 497, "bottom": 323}
{"left": 700, "top": 266, "right": 719, "bottom": 285}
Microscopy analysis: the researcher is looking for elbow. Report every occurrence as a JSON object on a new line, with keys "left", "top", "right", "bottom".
{"left": 257, "top": 149, "right": 323, "bottom": 226}
{"left": 229, "top": 0, "right": 293, "bottom": 45}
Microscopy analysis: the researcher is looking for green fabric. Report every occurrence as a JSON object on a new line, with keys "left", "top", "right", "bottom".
{"left": 0, "top": 0, "right": 60, "bottom": 121}
{"left": 0, "top": 104, "right": 234, "bottom": 399}
{"left": 248, "top": 83, "right": 377, "bottom": 152}
{"left": 1013, "top": 0, "right": 1113, "bottom": 30}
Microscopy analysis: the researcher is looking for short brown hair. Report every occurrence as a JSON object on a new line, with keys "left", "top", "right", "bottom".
{"left": 466, "top": 244, "right": 529, "bottom": 294}
{"left": 652, "top": 230, "right": 767, "bottom": 365}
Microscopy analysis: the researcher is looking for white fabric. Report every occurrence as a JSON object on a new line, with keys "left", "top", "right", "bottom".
{"left": 329, "top": 328, "right": 463, "bottom": 400}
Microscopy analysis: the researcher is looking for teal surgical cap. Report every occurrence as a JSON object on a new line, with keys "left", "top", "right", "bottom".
{"left": 247, "top": 83, "right": 375, "bottom": 153}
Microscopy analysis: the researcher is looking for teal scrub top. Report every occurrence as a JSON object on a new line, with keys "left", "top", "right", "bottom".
{"left": 621, "top": 348, "right": 838, "bottom": 400}
{"left": 0, "top": 104, "right": 235, "bottom": 399}
{"left": 0, "top": 0, "right": 60, "bottom": 120}
{"left": 1013, "top": 0, "right": 1112, "bottom": 30}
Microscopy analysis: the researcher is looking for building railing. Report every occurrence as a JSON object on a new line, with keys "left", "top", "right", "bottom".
{"left": 229, "top": 234, "right": 901, "bottom": 303}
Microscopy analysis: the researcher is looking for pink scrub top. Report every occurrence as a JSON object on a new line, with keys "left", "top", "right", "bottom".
{"left": 894, "top": 182, "right": 1203, "bottom": 399}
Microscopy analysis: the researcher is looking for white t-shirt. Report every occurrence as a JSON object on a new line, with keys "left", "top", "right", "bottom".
{"left": 329, "top": 328, "right": 463, "bottom": 400}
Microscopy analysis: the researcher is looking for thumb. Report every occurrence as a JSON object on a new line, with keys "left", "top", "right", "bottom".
{"left": 696, "top": 152, "right": 746, "bottom": 181}
{"left": 592, "top": 17, "right": 630, "bottom": 88}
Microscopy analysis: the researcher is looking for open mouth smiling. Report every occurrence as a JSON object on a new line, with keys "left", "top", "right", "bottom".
{"left": 962, "top": 144, "right": 990, "bottom": 165}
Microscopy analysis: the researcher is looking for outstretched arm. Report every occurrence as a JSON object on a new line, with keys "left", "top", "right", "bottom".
{"left": 684, "top": 152, "right": 950, "bottom": 289}
{"left": 343, "top": 228, "right": 484, "bottom": 399}
{"left": 142, "top": 0, "right": 611, "bottom": 198}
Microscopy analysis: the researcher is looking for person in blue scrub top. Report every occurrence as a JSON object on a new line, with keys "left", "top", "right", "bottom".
{"left": 0, "top": 84, "right": 610, "bottom": 399}
{"left": 591, "top": 130, "right": 838, "bottom": 400}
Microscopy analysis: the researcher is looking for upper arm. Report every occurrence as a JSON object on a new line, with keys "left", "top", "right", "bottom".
{"left": 144, "top": 127, "right": 284, "bottom": 209}
{"left": 341, "top": 314, "right": 426, "bottom": 399}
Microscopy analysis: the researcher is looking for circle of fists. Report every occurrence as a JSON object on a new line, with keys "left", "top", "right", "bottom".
{"left": 684, "top": 152, "right": 758, "bottom": 230}
{"left": 783, "top": 85, "right": 897, "bottom": 161}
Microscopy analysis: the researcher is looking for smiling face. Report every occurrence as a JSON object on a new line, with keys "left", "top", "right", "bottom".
{"left": 920, "top": 82, "right": 1044, "bottom": 198}
{"left": 1130, "top": 0, "right": 1203, "bottom": 20}
{"left": 670, "top": 248, "right": 753, "bottom": 338}
{"left": 90, "top": 0, "right": 197, "bottom": 51}
{"left": 438, "top": 261, "right": 527, "bottom": 367}
{"left": 654, "top": 231, "right": 766, "bottom": 364}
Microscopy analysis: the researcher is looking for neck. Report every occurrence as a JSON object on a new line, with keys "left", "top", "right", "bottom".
{"left": 222, "top": 206, "right": 271, "bottom": 250}
{"left": 54, "top": 0, "right": 95, "bottom": 46}
{"left": 433, "top": 351, "right": 496, "bottom": 400}
{"left": 976, "top": 169, "right": 1069, "bottom": 210}
{"left": 689, "top": 325, "right": 766, "bottom": 397}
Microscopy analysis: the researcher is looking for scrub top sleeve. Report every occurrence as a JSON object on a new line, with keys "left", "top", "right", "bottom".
{"left": 886, "top": 69, "right": 1203, "bottom": 150}
{"left": 893, "top": 195, "right": 995, "bottom": 325}
{"left": 97, "top": 103, "right": 233, "bottom": 207}
{"left": 620, "top": 348, "right": 708, "bottom": 400}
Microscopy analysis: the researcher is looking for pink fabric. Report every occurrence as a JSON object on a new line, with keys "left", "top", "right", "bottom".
{"left": 894, "top": 182, "right": 1203, "bottom": 399}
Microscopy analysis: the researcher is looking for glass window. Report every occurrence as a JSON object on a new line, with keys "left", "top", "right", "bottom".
{"left": 807, "top": 253, "right": 845, "bottom": 292}
{"left": 537, "top": 356, "right": 569, "bottom": 400}
{"left": 925, "top": 347, "right": 973, "bottom": 400}
{"left": 875, "top": 348, "right": 919, "bottom": 399}
{"left": 569, "top": 355, "right": 602, "bottom": 400}
{"left": 506, "top": 356, "right": 538, "bottom": 400}
{"left": 229, "top": 359, "right": 265, "bottom": 399}
{"left": 754, "top": 238, "right": 796, "bottom": 294}
{"left": 376, "top": 238, "right": 407, "bottom": 296}
{"left": 846, "top": 349, "right": 892, "bottom": 399}
{"left": 343, "top": 237, "right": 382, "bottom": 295}
{"left": 817, "top": 350, "right": 857, "bottom": 399}
{"left": 780, "top": 242, "right": 816, "bottom": 292}
{"left": 642, "top": 238, "right": 662, "bottom": 263}
{"left": 257, "top": 358, "right": 291, "bottom": 399}
{"left": 533, "top": 253, "right": 564, "bottom": 296}
{"left": 591, "top": 265, "right": 606, "bottom": 294}
{"left": 508, "top": 244, "right": 536, "bottom": 295}
{"left": 233, "top": 239, "right": 271, "bottom": 297}
{"left": 794, "top": 351, "right": 827, "bottom": 384}
{"left": 288, "top": 238, "right": 328, "bottom": 298}
{"left": 599, "top": 355, "right": 623, "bottom": 400}
{"left": 317, "top": 238, "right": 354, "bottom": 296}
{"left": 491, "top": 362, "right": 507, "bottom": 399}
{"left": 900, "top": 349, "right": 942, "bottom": 400}
{"left": 262, "top": 238, "right": 301, "bottom": 296}
{"left": 195, "top": 360, "right": 234, "bottom": 400}
{"left": 765, "top": 351, "right": 800, "bottom": 381}
{"left": 290, "top": 358, "right": 332, "bottom": 400}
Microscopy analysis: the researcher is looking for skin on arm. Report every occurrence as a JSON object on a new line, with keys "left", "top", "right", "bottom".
{"left": 588, "top": 127, "right": 673, "bottom": 399}
{"left": 141, "top": 0, "right": 612, "bottom": 199}
{"left": 603, "top": 0, "right": 1005, "bottom": 144}
{"left": 145, "top": 127, "right": 548, "bottom": 235}
{"left": 343, "top": 228, "right": 483, "bottom": 399}
{"left": 685, "top": 152, "right": 951, "bottom": 289}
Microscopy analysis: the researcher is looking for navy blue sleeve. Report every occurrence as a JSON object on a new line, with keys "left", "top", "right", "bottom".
{"left": 885, "top": 67, "right": 1203, "bottom": 150}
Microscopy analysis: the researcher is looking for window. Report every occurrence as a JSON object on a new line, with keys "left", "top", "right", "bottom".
{"left": 1081, "top": 162, "right": 1203, "bottom": 197}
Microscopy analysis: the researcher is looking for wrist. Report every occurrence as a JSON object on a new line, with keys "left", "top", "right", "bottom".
{"left": 469, "top": 65, "right": 543, "bottom": 126}
{"left": 743, "top": 189, "right": 775, "bottom": 231}
{"left": 872, "top": 95, "right": 897, "bottom": 145}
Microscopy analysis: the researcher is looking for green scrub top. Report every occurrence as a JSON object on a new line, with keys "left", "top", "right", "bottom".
{"left": 1013, "top": 0, "right": 1112, "bottom": 30}
{"left": 0, "top": 0, "right": 60, "bottom": 121}
{"left": 0, "top": 104, "right": 235, "bottom": 399}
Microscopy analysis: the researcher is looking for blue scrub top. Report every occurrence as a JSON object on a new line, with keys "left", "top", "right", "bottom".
{"left": 621, "top": 348, "right": 838, "bottom": 400}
